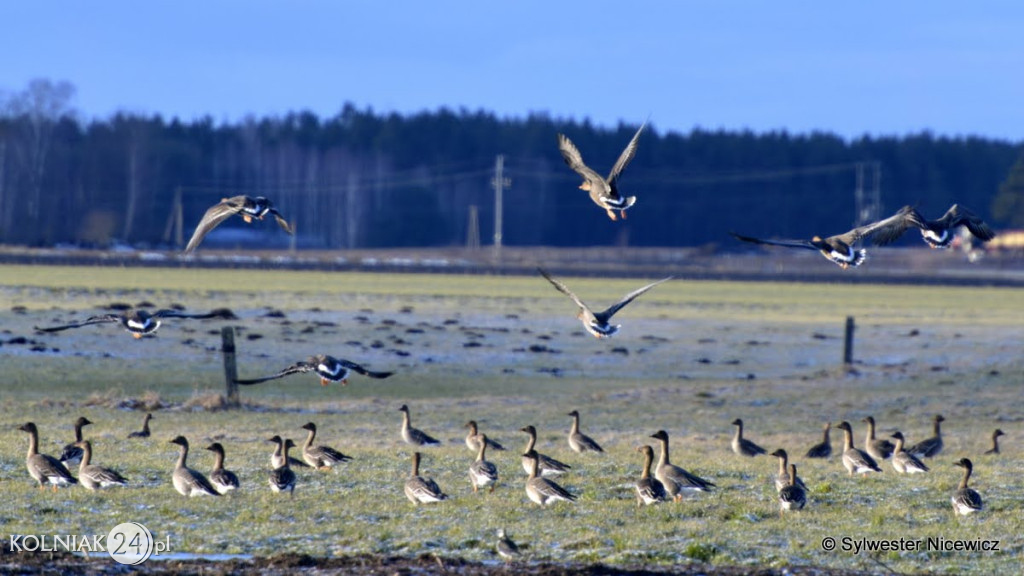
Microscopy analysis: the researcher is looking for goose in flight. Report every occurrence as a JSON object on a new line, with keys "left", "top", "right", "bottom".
{"left": 184, "top": 195, "right": 293, "bottom": 254}
{"left": 538, "top": 268, "right": 671, "bottom": 338}
{"left": 557, "top": 120, "right": 647, "bottom": 220}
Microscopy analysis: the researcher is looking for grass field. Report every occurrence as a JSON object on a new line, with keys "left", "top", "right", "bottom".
{"left": 1, "top": 264, "right": 1022, "bottom": 574}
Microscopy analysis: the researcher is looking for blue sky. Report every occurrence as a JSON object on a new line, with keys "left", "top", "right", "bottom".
{"left": 3, "top": 1, "right": 1024, "bottom": 141}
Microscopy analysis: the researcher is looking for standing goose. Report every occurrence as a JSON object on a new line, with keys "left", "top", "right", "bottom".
{"left": 730, "top": 205, "right": 922, "bottom": 269}
{"left": 269, "top": 439, "right": 298, "bottom": 495}
{"left": 731, "top": 419, "right": 767, "bottom": 457}
{"left": 465, "top": 421, "right": 506, "bottom": 452}
{"left": 128, "top": 413, "right": 153, "bottom": 438}
{"left": 59, "top": 416, "right": 94, "bottom": 465}
{"left": 836, "top": 422, "right": 882, "bottom": 476}
{"left": 649, "top": 430, "right": 716, "bottom": 501}
{"left": 268, "top": 434, "right": 311, "bottom": 469}
{"left": 911, "top": 204, "right": 995, "bottom": 248}
{"left": 184, "top": 195, "right": 293, "bottom": 254}
{"left": 523, "top": 450, "right": 576, "bottom": 506}
{"left": 634, "top": 445, "right": 668, "bottom": 506}
{"left": 889, "top": 432, "right": 929, "bottom": 474}
{"left": 519, "top": 425, "right": 571, "bottom": 477}
{"left": 566, "top": 410, "right": 604, "bottom": 453}
{"left": 778, "top": 464, "right": 807, "bottom": 514}
{"left": 557, "top": 120, "right": 647, "bottom": 220}
{"left": 235, "top": 355, "right": 394, "bottom": 388}
{"left": 205, "top": 443, "right": 241, "bottom": 494}
{"left": 906, "top": 415, "right": 945, "bottom": 458}
{"left": 862, "top": 416, "right": 895, "bottom": 461}
{"left": 19, "top": 423, "right": 77, "bottom": 491}
{"left": 168, "top": 436, "right": 220, "bottom": 497}
{"left": 404, "top": 452, "right": 448, "bottom": 504}
{"left": 399, "top": 404, "right": 441, "bottom": 447}
{"left": 804, "top": 423, "right": 832, "bottom": 459}
{"left": 468, "top": 434, "right": 499, "bottom": 493}
{"left": 769, "top": 449, "right": 807, "bottom": 492}
{"left": 496, "top": 528, "right": 521, "bottom": 561}
{"left": 951, "top": 458, "right": 983, "bottom": 516}
{"left": 538, "top": 268, "right": 672, "bottom": 338}
{"left": 983, "top": 429, "right": 1004, "bottom": 455}
{"left": 35, "top": 308, "right": 231, "bottom": 339}
{"left": 300, "top": 422, "right": 352, "bottom": 470}
{"left": 75, "top": 440, "right": 128, "bottom": 490}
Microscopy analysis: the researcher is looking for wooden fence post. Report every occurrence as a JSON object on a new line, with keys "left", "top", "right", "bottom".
{"left": 222, "top": 326, "right": 239, "bottom": 407}
{"left": 842, "top": 316, "right": 855, "bottom": 366}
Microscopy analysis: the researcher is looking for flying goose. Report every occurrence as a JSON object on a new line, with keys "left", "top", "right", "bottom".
{"left": 951, "top": 458, "right": 983, "bottom": 515}
{"left": 862, "top": 416, "right": 895, "bottom": 461}
{"left": 300, "top": 422, "right": 352, "bottom": 470}
{"left": 649, "top": 430, "right": 716, "bottom": 500}
{"left": 399, "top": 404, "right": 441, "bottom": 447}
{"left": 538, "top": 268, "right": 671, "bottom": 338}
{"left": 557, "top": 120, "right": 647, "bottom": 220}
{"left": 519, "top": 425, "right": 571, "bottom": 477}
{"left": 58, "top": 416, "right": 93, "bottom": 465}
{"left": 236, "top": 355, "right": 394, "bottom": 387}
{"left": 910, "top": 204, "right": 995, "bottom": 248}
{"left": 836, "top": 421, "right": 882, "bottom": 476}
{"left": 731, "top": 419, "right": 767, "bottom": 457}
{"left": 730, "top": 205, "right": 922, "bottom": 269}
{"left": 889, "top": 432, "right": 929, "bottom": 474}
{"left": 168, "top": 436, "right": 220, "bottom": 497}
{"left": 906, "top": 415, "right": 945, "bottom": 458}
{"left": 567, "top": 410, "right": 604, "bottom": 453}
{"left": 205, "top": 442, "right": 241, "bottom": 494}
{"left": 523, "top": 450, "right": 576, "bottom": 506}
{"left": 804, "top": 423, "right": 832, "bottom": 459}
{"left": 184, "top": 195, "right": 293, "bottom": 254}
{"left": 634, "top": 445, "right": 668, "bottom": 506}
{"left": 19, "top": 423, "right": 77, "bottom": 491}
{"left": 404, "top": 452, "right": 448, "bottom": 504}
{"left": 36, "top": 308, "right": 231, "bottom": 338}
{"left": 75, "top": 440, "right": 128, "bottom": 490}
{"left": 469, "top": 434, "right": 499, "bottom": 493}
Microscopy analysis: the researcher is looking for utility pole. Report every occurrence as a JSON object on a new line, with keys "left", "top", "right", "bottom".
{"left": 854, "top": 162, "right": 881, "bottom": 227}
{"left": 491, "top": 155, "right": 510, "bottom": 260}
{"left": 466, "top": 205, "right": 480, "bottom": 250}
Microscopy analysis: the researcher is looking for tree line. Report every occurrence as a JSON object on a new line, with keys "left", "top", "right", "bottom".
{"left": 1, "top": 78, "right": 1022, "bottom": 250}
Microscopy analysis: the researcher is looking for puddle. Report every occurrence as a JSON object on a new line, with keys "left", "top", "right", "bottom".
{"left": 151, "top": 552, "right": 254, "bottom": 562}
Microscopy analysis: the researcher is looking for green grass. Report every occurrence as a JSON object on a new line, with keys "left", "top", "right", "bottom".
{"left": 1, "top": 264, "right": 1023, "bottom": 574}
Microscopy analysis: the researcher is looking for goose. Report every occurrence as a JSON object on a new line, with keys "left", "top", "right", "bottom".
{"left": 75, "top": 440, "right": 128, "bottom": 490}
{"left": 538, "top": 268, "right": 671, "bottom": 338}
{"left": 649, "top": 430, "right": 716, "bottom": 501}
{"left": 269, "top": 439, "right": 298, "bottom": 495}
{"left": 906, "top": 415, "right": 944, "bottom": 458}
{"left": 19, "top": 423, "right": 77, "bottom": 491}
{"left": 523, "top": 450, "right": 576, "bottom": 506}
{"left": 468, "top": 434, "right": 499, "bottom": 493}
{"left": 778, "top": 464, "right": 807, "bottom": 514}
{"left": 769, "top": 449, "right": 808, "bottom": 492}
{"left": 567, "top": 410, "right": 604, "bottom": 453}
{"left": 404, "top": 452, "right": 448, "bottom": 504}
{"left": 168, "top": 436, "right": 219, "bottom": 497}
{"left": 983, "top": 429, "right": 1004, "bottom": 455}
{"left": 804, "top": 423, "right": 832, "bottom": 459}
{"left": 889, "top": 432, "right": 929, "bottom": 474}
{"left": 862, "top": 416, "right": 895, "bottom": 461}
{"left": 496, "top": 528, "right": 521, "bottom": 561}
{"left": 128, "top": 413, "right": 153, "bottom": 438}
{"left": 519, "top": 425, "right": 571, "bottom": 477}
{"left": 235, "top": 355, "right": 394, "bottom": 387}
{"left": 205, "top": 442, "right": 240, "bottom": 494}
{"left": 36, "top": 308, "right": 231, "bottom": 338}
{"left": 836, "top": 422, "right": 882, "bottom": 475}
{"left": 634, "top": 445, "right": 668, "bottom": 506}
{"left": 300, "top": 422, "right": 352, "bottom": 470}
{"left": 731, "top": 418, "right": 766, "bottom": 457}
{"left": 269, "top": 434, "right": 311, "bottom": 469}
{"left": 910, "top": 204, "right": 995, "bottom": 249}
{"left": 58, "top": 416, "right": 93, "bottom": 465}
{"left": 730, "top": 205, "right": 922, "bottom": 269}
{"left": 184, "top": 195, "right": 293, "bottom": 254}
{"left": 465, "top": 420, "right": 506, "bottom": 452}
{"left": 557, "top": 120, "right": 647, "bottom": 220}
{"left": 951, "top": 458, "right": 983, "bottom": 516}
{"left": 399, "top": 404, "right": 441, "bottom": 447}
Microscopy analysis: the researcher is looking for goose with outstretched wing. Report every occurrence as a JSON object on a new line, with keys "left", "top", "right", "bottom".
{"left": 184, "top": 195, "right": 293, "bottom": 254}
{"left": 558, "top": 120, "right": 647, "bottom": 220}
{"left": 235, "top": 355, "right": 394, "bottom": 387}
{"left": 538, "top": 268, "right": 671, "bottom": 338}
{"left": 36, "top": 308, "right": 232, "bottom": 338}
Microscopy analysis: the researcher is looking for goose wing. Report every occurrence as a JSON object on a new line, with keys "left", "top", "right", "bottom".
{"left": 598, "top": 276, "right": 672, "bottom": 321}
{"left": 532, "top": 477, "right": 576, "bottom": 501}
{"left": 607, "top": 119, "right": 647, "bottom": 183}
{"left": 31, "top": 454, "right": 77, "bottom": 483}
{"left": 152, "top": 308, "right": 235, "bottom": 320}
{"left": 35, "top": 314, "right": 120, "bottom": 333}
{"left": 268, "top": 207, "right": 294, "bottom": 235}
{"left": 309, "top": 445, "right": 352, "bottom": 464}
{"left": 537, "top": 452, "right": 572, "bottom": 474}
{"left": 837, "top": 205, "right": 920, "bottom": 246}
{"left": 939, "top": 204, "right": 995, "bottom": 241}
{"left": 83, "top": 465, "right": 128, "bottom": 486}
{"left": 557, "top": 134, "right": 604, "bottom": 183}
{"left": 183, "top": 196, "right": 248, "bottom": 254}
{"left": 730, "top": 232, "right": 817, "bottom": 251}
{"left": 338, "top": 359, "right": 394, "bottom": 379}
{"left": 537, "top": 268, "right": 592, "bottom": 313}
{"left": 235, "top": 360, "right": 317, "bottom": 385}
{"left": 663, "top": 464, "right": 716, "bottom": 491}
